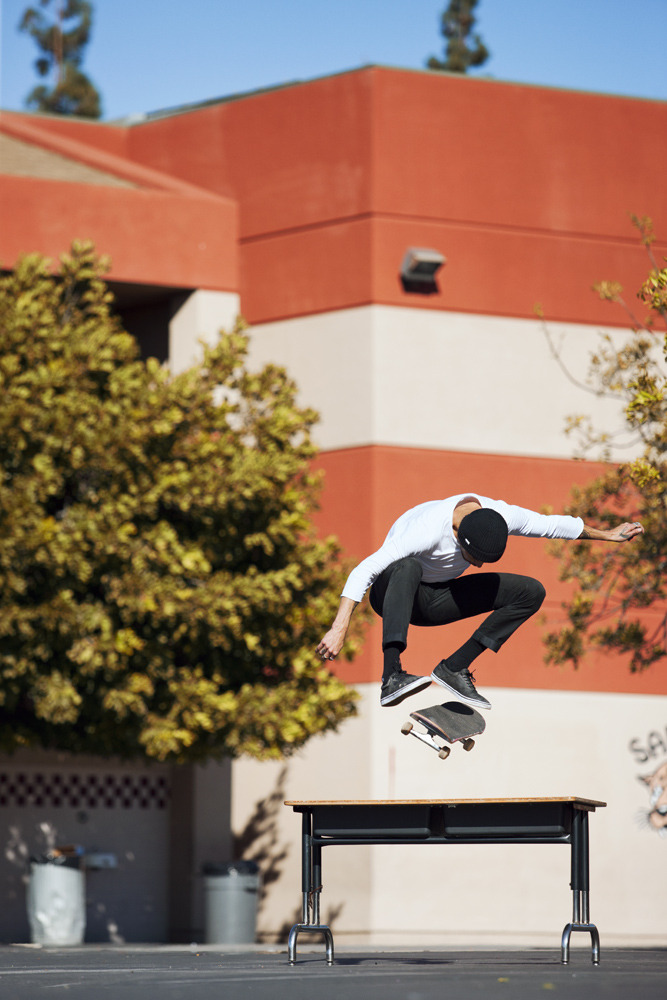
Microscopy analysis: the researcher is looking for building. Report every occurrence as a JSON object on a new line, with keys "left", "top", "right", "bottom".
{"left": 1, "top": 66, "right": 666, "bottom": 946}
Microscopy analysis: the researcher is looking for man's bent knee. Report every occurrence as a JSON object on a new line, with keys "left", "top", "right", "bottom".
{"left": 522, "top": 576, "right": 546, "bottom": 613}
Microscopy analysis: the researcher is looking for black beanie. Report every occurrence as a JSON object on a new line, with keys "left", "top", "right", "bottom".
{"left": 458, "top": 508, "right": 508, "bottom": 563}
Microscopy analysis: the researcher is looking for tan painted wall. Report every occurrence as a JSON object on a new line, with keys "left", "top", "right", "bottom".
{"left": 247, "top": 306, "right": 640, "bottom": 461}
{"left": 169, "top": 289, "right": 241, "bottom": 374}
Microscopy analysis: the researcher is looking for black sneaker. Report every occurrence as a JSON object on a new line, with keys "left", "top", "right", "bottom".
{"left": 430, "top": 660, "right": 492, "bottom": 711}
{"left": 380, "top": 670, "right": 431, "bottom": 707}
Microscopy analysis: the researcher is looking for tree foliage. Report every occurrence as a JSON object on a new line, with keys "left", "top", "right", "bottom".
{"left": 0, "top": 242, "right": 361, "bottom": 762}
{"left": 427, "top": 0, "right": 490, "bottom": 74}
{"left": 19, "top": 0, "right": 101, "bottom": 118}
{"left": 542, "top": 218, "right": 667, "bottom": 672}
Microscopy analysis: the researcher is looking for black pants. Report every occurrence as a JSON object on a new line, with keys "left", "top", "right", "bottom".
{"left": 369, "top": 556, "right": 546, "bottom": 655}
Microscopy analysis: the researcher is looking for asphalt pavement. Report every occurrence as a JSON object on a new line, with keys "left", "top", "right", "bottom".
{"left": 0, "top": 944, "right": 665, "bottom": 1000}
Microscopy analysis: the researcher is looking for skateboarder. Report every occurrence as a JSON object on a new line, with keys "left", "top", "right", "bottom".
{"left": 316, "top": 492, "right": 643, "bottom": 710}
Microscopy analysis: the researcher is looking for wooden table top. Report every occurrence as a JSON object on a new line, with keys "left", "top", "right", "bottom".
{"left": 285, "top": 797, "right": 607, "bottom": 809}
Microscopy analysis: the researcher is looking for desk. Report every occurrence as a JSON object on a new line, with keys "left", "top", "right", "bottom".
{"left": 285, "top": 797, "right": 606, "bottom": 966}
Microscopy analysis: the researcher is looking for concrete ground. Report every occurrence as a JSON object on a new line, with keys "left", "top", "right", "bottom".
{"left": 0, "top": 944, "right": 665, "bottom": 1000}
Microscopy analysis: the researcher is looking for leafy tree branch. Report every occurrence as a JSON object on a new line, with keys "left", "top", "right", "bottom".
{"left": 542, "top": 217, "right": 667, "bottom": 672}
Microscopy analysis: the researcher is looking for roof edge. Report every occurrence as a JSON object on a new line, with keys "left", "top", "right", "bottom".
{"left": 111, "top": 63, "right": 666, "bottom": 125}
{"left": 0, "top": 110, "right": 228, "bottom": 201}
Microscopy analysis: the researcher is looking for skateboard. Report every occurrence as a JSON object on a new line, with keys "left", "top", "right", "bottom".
{"left": 401, "top": 701, "right": 486, "bottom": 760}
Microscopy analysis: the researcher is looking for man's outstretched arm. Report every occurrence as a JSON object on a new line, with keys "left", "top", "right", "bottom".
{"left": 316, "top": 596, "right": 358, "bottom": 661}
{"left": 579, "top": 520, "right": 644, "bottom": 542}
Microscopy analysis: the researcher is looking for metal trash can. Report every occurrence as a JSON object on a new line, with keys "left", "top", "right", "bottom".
{"left": 202, "top": 860, "right": 260, "bottom": 944}
{"left": 27, "top": 853, "right": 86, "bottom": 946}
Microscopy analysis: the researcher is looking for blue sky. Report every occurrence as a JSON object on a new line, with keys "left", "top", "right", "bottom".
{"left": 1, "top": 0, "right": 666, "bottom": 121}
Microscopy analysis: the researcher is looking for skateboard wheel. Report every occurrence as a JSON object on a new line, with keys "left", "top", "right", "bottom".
{"left": 438, "top": 747, "right": 451, "bottom": 760}
{"left": 462, "top": 738, "right": 475, "bottom": 751}
{"left": 401, "top": 721, "right": 413, "bottom": 735}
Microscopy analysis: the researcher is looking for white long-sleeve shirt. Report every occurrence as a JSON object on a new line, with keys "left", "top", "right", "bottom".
{"left": 341, "top": 493, "right": 584, "bottom": 603}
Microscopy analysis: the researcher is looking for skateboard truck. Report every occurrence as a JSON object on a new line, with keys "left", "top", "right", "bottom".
{"left": 401, "top": 719, "right": 474, "bottom": 759}
{"left": 401, "top": 701, "right": 485, "bottom": 760}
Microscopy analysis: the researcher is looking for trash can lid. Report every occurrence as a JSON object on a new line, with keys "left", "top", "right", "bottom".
{"left": 30, "top": 853, "right": 82, "bottom": 869}
{"left": 202, "top": 860, "right": 259, "bottom": 876}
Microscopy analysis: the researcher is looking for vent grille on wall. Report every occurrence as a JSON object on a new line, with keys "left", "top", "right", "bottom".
{"left": 0, "top": 772, "right": 170, "bottom": 810}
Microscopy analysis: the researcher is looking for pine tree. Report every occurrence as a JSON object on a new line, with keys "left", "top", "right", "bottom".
{"left": 19, "top": 0, "right": 102, "bottom": 118}
{"left": 427, "top": 0, "right": 490, "bottom": 74}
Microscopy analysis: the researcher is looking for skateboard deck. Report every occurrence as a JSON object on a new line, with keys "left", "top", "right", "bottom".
{"left": 401, "top": 701, "right": 486, "bottom": 760}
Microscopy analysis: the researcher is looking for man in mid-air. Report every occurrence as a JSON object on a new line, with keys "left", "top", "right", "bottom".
{"left": 316, "top": 492, "right": 643, "bottom": 710}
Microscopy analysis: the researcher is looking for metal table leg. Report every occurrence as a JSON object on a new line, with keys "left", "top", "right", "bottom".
{"left": 561, "top": 807, "right": 600, "bottom": 966}
{"left": 287, "top": 811, "right": 334, "bottom": 966}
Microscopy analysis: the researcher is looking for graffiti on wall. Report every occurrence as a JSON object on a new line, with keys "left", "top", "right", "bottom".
{"left": 629, "top": 726, "right": 667, "bottom": 838}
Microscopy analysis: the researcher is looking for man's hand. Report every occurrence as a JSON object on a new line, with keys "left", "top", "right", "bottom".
{"left": 579, "top": 521, "right": 644, "bottom": 543}
{"left": 316, "top": 627, "right": 345, "bottom": 661}
{"left": 316, "top": 597, "right": 358, "bottom": 661}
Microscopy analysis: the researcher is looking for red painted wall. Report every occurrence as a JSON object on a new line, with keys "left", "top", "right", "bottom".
{"left": 0, "top": 175, "right": 237, "bottom": 290}
{"left": 126, "top": 72, "right": 375, "bottom": 219}
{"left": 371, "top": 71, "right": 664, "bottom": 238}
{"left": 121, "top": 68, "right": 666, "bottom": 326}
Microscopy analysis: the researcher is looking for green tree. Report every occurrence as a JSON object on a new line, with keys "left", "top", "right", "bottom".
{"left": 19, "top": 0, "right": 102, "bottom": 118}
{"left": 427, "top": 0, "right": 490, "bottom": 74}
{"left": 542, "top": 218, "right": 667, "bottom": 672}
{"left": 0, "top": 243, "right": 360, "bottom": 762}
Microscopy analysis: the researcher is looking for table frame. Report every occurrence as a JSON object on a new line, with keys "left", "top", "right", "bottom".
{"left": 284, "top": 797, "right": 605, "bottom": 966}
